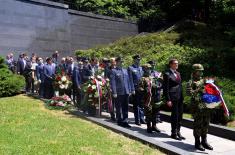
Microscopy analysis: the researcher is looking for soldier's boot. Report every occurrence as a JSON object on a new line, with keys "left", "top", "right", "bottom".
{"left": 195, "top": 136, "right": 205, "bottom": 151}
{"left": 201, "top": 135, "right": 213, "bottom": 150}
{"left": 147, "top": 122, "right": 152, "bottom": 133}
{"left": 152, "top": 121, "right": 160, "bottom": 133}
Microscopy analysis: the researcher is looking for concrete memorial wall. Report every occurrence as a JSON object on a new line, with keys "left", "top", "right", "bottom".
{"left": 0, "top": 0, "right": 138, "bottom": 57}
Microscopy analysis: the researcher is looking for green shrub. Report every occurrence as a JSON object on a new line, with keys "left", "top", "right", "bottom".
{"left": 0, "top": 57, "right": 25, "bottom": 97}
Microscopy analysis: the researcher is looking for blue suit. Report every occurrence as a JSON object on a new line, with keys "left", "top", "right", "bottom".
{"left": 110, "top": 67, "right": 132, "bottom": 124}
{"left": 43, "top": 64, "right": 55, "bottom": 99}
{"left": 128, "top": 64, "right": 145, "bottom": 124}
{"left": 36, "top": 63, "right": 45, "bottom": 97}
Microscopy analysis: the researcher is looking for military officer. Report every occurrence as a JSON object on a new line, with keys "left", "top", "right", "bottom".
{"left": 110, "top": 57, "right": 133, "bottom": 128}
{"left": 186, "top": 64, "right": 213, "bottom": 151}
{"left": 128, "top": 55, "right": 145, "bottom": 126}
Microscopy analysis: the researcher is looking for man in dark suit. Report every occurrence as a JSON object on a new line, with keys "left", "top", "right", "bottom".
{"left": 80, "top": 58, "right": 92, "bottom": 84}
{"left": 17, "top": 53, "right": 26, "bottom": 75}
{"left": 72, "top": 65, "right": 82, "bottom": 107}
{"left": 36, "top": 57, "right": 45, "bottom": 98}
{"left": 163, "top": 59, "right": 185, "bottom": 140}
{"left": 110, "top": 57, "right": 134, "bottom": 128}
{"left": 43, "top": 57, "right": 56, "bottom": 99}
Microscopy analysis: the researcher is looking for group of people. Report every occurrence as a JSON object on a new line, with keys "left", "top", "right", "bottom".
{"left": 5, "top": 51, "right": 213, "bottom": 151}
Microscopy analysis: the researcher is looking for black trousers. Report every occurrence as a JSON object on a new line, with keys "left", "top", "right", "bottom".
{"left": 43, "top": 81, "right": 54, "bottom": 99}
{"left": 171, "top": 100, "right": 183, "bottom": 134}
{"left": 24, "top": 75, "right": 32, "bottom": 92}
{"left": 73, "top": 86, "right": 82, "bottom": 107}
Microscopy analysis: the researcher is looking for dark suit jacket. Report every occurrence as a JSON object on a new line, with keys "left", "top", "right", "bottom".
{"left": 17, "top": 58, "right": 26, "bottom": 75}
{"left": 163, "top": 69, "right": 183, "bottom": 102}
{"left": 72, "top": 66, "right": 81, "bottom": 88}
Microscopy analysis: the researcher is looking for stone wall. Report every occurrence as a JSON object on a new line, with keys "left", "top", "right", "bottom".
{"left": 0, "top": 0, "right": 138, "bottom": 58}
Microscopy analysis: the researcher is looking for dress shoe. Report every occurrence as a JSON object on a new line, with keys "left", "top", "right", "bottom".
{"left": 177, "top": 132, "right": 186, "bottom": 140}
{"left": 140, "top": 120, "right": 146, "bottom": 124}
{"left": 111, "top": 117, "right": 116, "bottom": 121}
{"left": 123, "top": 122, "right": 131, "bottom": 128}
{"left": 147, "top": 128, "right": 153, "bottom": 133}
{"left": 117, "top": 122, "right": 123, "bottom": 127}
{"left": 152, "top": 126, "right": 161, "bottom": 133}
{"left": 171, "top": 134, "right": 181, "bottom": 141}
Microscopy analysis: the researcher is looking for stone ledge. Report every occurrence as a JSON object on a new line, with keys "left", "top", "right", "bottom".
{"left": 69, "top": 110, "right": 192, "bottom": 155}
{"left": 68, "top": 9, "right": 137, "bottom": 24}
{"left": 160, "top": 112, "right": 235, "bottom": 141}
{"left": 128, "top": 104, "right": 235, "bottom": 141}
{"left": 16, "top": 0, "right": 69, "bottom": 9}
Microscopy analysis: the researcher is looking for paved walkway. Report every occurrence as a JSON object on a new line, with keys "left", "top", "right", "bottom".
{"left": 74, "top": 110, "right": 235, "bottom": 155}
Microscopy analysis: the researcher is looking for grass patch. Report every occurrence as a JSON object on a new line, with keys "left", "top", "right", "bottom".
{"left": 0, "top": 95, "right": 164, "bottom": 155}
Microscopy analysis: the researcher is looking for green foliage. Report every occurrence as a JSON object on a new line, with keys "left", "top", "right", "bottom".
{"left": 72, "top": 0, "right": 235, "bottom": 32}
{"left": 213, "top": 0, "right": 235, "bottom": 25}
{"left": 0, "top": 57, "right": 25, "bottom": 97}
{"left": 75, "top": 0, "right": 131, "bottom": 18}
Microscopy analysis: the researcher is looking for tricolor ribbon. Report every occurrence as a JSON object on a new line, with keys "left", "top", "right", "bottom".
{"left": 95, "top": 78, "right": 103, "bottom": 116}
{"left": 144, "top": 79, "right": 152, "bottom": 107}
{"left": 209, "top": 82, "right": 230, "bottom": 117}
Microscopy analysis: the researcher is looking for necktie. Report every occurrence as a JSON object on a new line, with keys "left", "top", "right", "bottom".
{"left": 174, "top": 71, "right": 180, "bottom": 81}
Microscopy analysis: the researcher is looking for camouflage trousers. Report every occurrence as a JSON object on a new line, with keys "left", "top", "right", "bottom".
{"left": 193, "top": 108, "right": 211, "bottom": 137}
{"left": 144, "top": 104, "right": 158, "bottom": 123}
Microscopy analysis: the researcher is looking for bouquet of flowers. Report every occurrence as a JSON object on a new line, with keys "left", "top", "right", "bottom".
{"left": 202, "top": 78, "right": 229, "bottom": 116}
{"left": 46, "top": 95, "right": 72, "bottom": 109}
{"left": 82, "top": 75, "right": 108, "bottom": 116}
{"left": 53, "top": 71, "right": 72, "bottom": 92}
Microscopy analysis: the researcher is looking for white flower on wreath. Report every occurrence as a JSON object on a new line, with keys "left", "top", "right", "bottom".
{"left": 99, "top": 81, "right": 103, "bottom": 86}
{"left": 97, "top": 75, "right": 102, "bottom": 80}
{"left": 60, "top": 84, "right": 65, "bottom": 89}
{"left": 64, "top": 84, "right": 69, "bottom": 89}
{"left": 92, "top": 85, "right": 96, "bottom": 90}
{"left": 61, "top": 76, "right": 67, "bottom": 82}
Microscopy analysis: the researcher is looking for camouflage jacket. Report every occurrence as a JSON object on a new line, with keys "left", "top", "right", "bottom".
{"left": 186, "top": 78, "right": 207, "bottom": 110}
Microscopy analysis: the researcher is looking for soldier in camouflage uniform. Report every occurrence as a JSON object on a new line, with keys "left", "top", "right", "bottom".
{"left": 186, "top": 64, "right": 213, "bottom": 151}
{"left": 138, "top": 64, "right": 161, "bottom": 133}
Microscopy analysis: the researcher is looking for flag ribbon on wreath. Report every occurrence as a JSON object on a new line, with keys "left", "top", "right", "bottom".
{"left": 209, "top": 82, "right": 229, "bottom": 117}
{"left": 95, "top": 78, "right": 102, "bottom": 116}
{"left": 145, "top": 79, "right": 152, "bottom": 107}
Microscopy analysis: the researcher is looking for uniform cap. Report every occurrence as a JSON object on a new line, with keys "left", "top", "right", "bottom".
{"left": 192, "top": 64, "right": 204, "bottom": 71}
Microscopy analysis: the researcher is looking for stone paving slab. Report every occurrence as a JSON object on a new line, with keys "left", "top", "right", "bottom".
{"left": 71, "top": 110, "right": 235, "bottom": 155}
